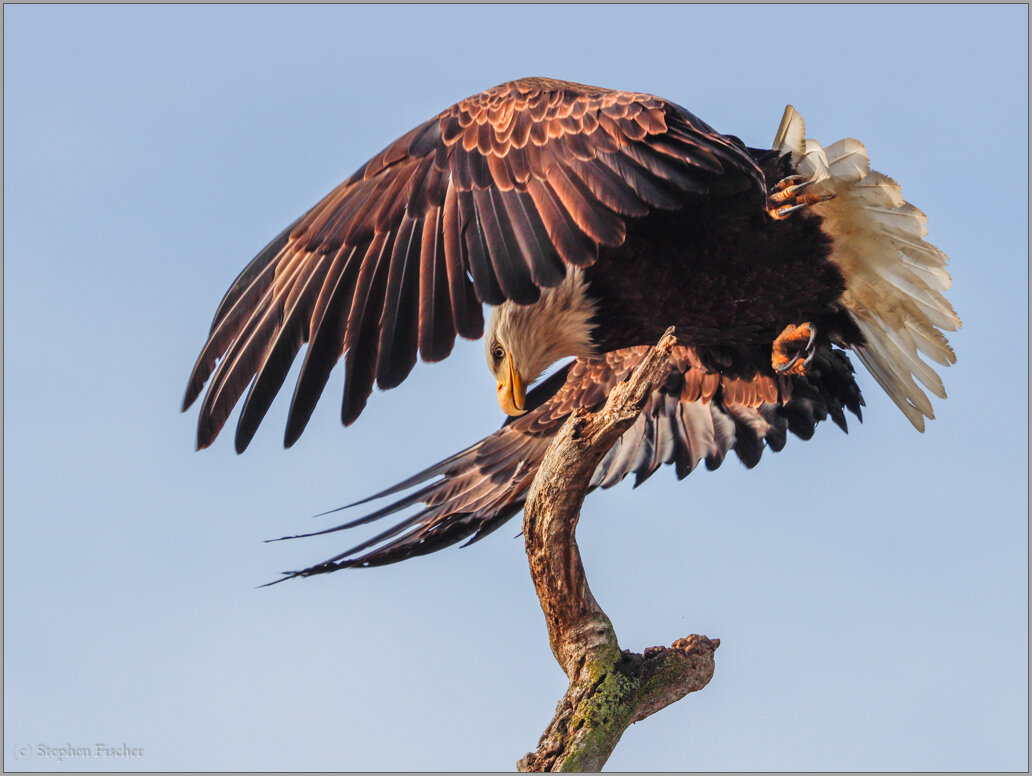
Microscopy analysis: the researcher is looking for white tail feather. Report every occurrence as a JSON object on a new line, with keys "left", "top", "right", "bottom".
{"left": 824, "top": 138, "right": 869, "bottom": 183}
{"left": 773, "top": 106, "right": 961, "bottom": 431}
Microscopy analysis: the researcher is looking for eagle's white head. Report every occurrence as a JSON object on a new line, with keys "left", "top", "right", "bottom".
{"left": 485, "top": 268, "right": 598, "bottom": 416}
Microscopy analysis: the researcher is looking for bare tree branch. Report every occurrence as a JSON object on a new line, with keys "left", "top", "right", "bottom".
{"left": 518, "top": 328, "right": 719, "bottom": 772}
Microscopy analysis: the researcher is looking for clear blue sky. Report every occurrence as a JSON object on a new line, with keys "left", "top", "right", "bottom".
{"left": 4, "top": 4, "right": 1027, "bottom": 771}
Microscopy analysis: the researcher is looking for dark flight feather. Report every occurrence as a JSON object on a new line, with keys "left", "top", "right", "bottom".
{"left": 340, "top": 233, "right": 394, "bottom": 425}
{"left": 196, "top": 255, "right": 311, "bottom": 449}
{"left": 457, "top": 189, "right": 505, "bottom": 305}
{"left": 376, "top": 215, "right": 423, "bottom": 390}
{"left": 471, "top": 186, "right": 539, "bottom": 304}
{"left": 234, "top": 256, "right": 331, "bottom": 452}
{"left": 283, "top": 244, "right": 365, "bottom": 447}
{"left": 497, "top": 187, "right": 566, "bottom": 287}
{"left": 417, "top": 206, "right": 456, "bottom": 363}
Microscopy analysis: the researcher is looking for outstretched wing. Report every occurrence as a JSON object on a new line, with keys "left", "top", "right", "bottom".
{"left": 269, "top": 345, "right": 863, "bottom": 582}
{"left": 182, "top": 78, "right": 766, "bottom": 452}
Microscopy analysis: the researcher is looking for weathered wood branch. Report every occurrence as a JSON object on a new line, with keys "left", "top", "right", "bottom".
{"left": 517, "top": 328, "right": 719, "bottom": 772}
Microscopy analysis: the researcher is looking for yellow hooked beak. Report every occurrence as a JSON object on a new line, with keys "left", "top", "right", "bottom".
{"left": 496, "top": 352, "right": 526, "bottom": 416}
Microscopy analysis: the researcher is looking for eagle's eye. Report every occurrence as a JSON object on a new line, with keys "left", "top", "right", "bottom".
{"left": 491, "top": 344, "right": 505, "bottom": 362}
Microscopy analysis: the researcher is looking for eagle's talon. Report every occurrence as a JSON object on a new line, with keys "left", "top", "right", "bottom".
{"left": 767, "top": 176, "right": 835, "bottom": 219}
{"left": 772, "top": 322, "right": 817, "bottom": 375}
{"left": 769, "top": 178, "right": 815, "bottom": 204}
{"left": 773, "top": 354, "right": 802, "bottom": 374}
{"left": 770, "top": 203, "right": 806, "bottom": 219}
{"left": 773, "top": 175, "right": 808, "bottom": 190}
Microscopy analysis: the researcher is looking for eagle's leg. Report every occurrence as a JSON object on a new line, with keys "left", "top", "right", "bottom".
{"left": 772, "top": 322, "right": 817, "bottom": 375}
{"left": 766, "top": 176, "right": 834, "bottom": 220}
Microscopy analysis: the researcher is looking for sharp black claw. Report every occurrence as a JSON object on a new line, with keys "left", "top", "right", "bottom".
{"left": 775, "top": 174, "right": 808, "bottom": 189}
{"left": 774, "top": 203, "right": 806, "bottom": 218}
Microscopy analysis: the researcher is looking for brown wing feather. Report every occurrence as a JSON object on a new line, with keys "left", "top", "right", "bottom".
{"left": 416, "top": 206, "right": 456, "bottom": 362}
{"left": 269, "top": 345, "right": 863, "bottom": 580}
{"left": 184, "top": 78, "right": 767, "bottom": 450}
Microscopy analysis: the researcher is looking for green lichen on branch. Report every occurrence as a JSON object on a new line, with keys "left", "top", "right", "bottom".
{"left": 558, "top": 659, "right": 640, "bottom": 772}
{"left": 520, "top": 640, "right": 720, "bottom": 772}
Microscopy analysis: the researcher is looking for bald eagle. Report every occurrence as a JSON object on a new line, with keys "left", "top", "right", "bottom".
{"left": 182, "top": 78, "right": 959, "bottom": 579}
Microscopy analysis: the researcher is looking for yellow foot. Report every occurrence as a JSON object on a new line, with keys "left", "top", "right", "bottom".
{"left": 766, "top": 176, "right": 835, "bottom": 220}
{"left": 772, "top": 322, "right": 816, "bottom": 375}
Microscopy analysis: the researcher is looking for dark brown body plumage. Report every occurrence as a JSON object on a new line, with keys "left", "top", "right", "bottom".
{"left": 588, "top": 199, "right": 836, "bottom": 348}
{"left": 587, "top": 157, "right": 860, "bottom": 377}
